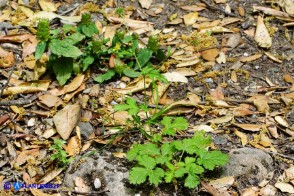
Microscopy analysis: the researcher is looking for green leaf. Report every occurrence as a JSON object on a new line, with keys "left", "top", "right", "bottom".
{"left": 156, "top": 143, "right": 174, "bottom": 164}
{"left": 141, "top": 66, "right": 168, "bottom": 83}
{"left": 185, "top": 157, "right": 196, "bottom": 165}
{"left": 184, "top": 174, "right": 200, "bottom": 188}
{"left": 174, "top": 167, "right": 187, "bottom": 178}
{"left": 197, "top": 149, "right": 229, "bottom": 170}
{"left": 148, "top": 167, "right": 164, "bottom": 186}
{"left": 123, "top": 68, "right": 141, "bottom": 78}
{"left": 113, "top": 97, "right": 139, "bottom": 116}
{"left": 64, "top": 32, "right": 86, "bottom": 45}
{"left": 129, "top": 167, "right": 148, "bottom": 184}
{"left": 126, "top": 144, "right": 140, "bottom": 161}
{"left": 161, "top": 117, "right": 188, "bottom": 136}
{"left": 137, "top": 155, "right": 156, "bottom": 170}
{"left": 174, "top": 139, "right": 196, "bottom": 155}
{"left": 136, "top": 48, "right": 152, "bottom": 68}
{"left": 35, "top": 41, "right": 46, "bottom": 60}
{"left": 82, "top": 55, "right": 95, "bottom": 71}
{"left": 36, "top": 19, "right": 50, "bottom": 41}
{"left": 186, "top": 163, "right": 204, "bottom": 175}
{"left": 81, "top": 23, "right": 99, "bottom": 37}
{"left": 147, "top": 35, "right": 159, "bottom": 52}
{"left": 164, "top": 171, "right": 174, "bottom": 183}
{"left": 94, "top": 70, "right": 116, "bottom": 83}
{"left": 192, "top": 131, "right": 211, "bottom": 149}
{"left": 49, "top": 39, "right": 82, "bottom": 58}
{"left": 52, "top": 57, "right": 73, "bottom": 85}
{"left": 138, "top": 143, "right": 160, "bottom": 156}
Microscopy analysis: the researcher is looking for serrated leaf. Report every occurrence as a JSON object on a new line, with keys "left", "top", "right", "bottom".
{"left": 192, "top": 131, "right": 211, "bottom": 148}
{"left": 156, "top": 143, "right": 175, "bottom": 164}
{"left": 174, "top": 167, "right": 187, "bottom": 178}
{"left": 49, "top": 39, "right": 82, "bottom": 58}
{"left": 113, "top": 97, "right": 139, "bottom": 116}
{"left": 184, "top": 173, "right": 200, "bottom": 188}
{"left": 138, "top": 143, "right": 160, "bottom": 156}
{"left": 185, "top": 157, "right": 196, "bottom": 164}
{"left": 52, "top": 57, "right": 73, "bottom": 85}
{"left": 164, "top": 171, "right": 174, "bottom": 183}
{"left": 136, "top": 48, "right": 152, "bottom": 68}
{"left": 126, "top": 144, "right": 140, "bottom": 161}
{"left": 137, "top": 155, "right": 156, "bottom": 169}
{"left": 35, "top": 41, "right": 46, "bottom": 60}
{"left": 142, "top": 66, "right": 168, "bottom": 83}
{"left": 149, "top": 167, "right": 164, "bottom": 186}
{"left": 129, "top": 167, "right": 148, "bottom": 184}
{"left": 186, "top": 163, "right": 204, "bottom": 175}
{"left": 174, "top": 139, "right": 197, "bottom": 154}
{"left": 197, "top": 149, "right": 229, "bottom": 170}
{"left": 94, "top": 70, "right": 116, "bottom": 83}
{"left": 161, "top": 117, "right": 188, "bottom": 136}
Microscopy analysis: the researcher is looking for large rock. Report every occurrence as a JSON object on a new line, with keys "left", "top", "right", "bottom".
{"left": 223, "top": 148, "right": 273, "bottom": 187}
{"left": 63, "top": 151, "right": 136, "bottom": 196}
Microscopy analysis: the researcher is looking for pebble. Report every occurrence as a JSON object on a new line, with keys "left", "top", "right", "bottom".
{"left": 94, "top": 178, "right": 101, "bottom": 189}
{"left": 205, "top": 78, "right": 214, "bottom": 83}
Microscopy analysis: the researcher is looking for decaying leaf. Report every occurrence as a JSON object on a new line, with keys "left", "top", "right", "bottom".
{"left": 235, "top": 123, "right": 262, "bottom": 132}
{"left": 163, "top": 72, "right": 188, "bottom": 83}
{"left": 183, "top": 12, "right": 198, "bottom": 26}
{"left": 38, "top": 168, "right": 63, "bottom": 184}
{"left": 38, "top": 94, "right": 64, "bottom": 108}
{"left": 255, "top": 16, "right": 272, "bottom": 48}
{"left": 2, "top": 80, "right": 50, "bottom": 96}
{"left": 208, "top": 113, "right": 234, "bottom": 124}
{"left": 53, "top": 104, "right": 81, "bottom": 140}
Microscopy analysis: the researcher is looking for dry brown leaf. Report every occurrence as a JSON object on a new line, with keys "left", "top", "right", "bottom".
{"left": 53, "top": 104, "right": 81, "bottom": 140}
{"left": 63, "top": 83, "right": 86, "bottom": 102}
{"left": 183, "top": 12, "right": 198, "bottom": 26}
{"left": 64, "top": 74, "right": 85, "bottom": 94}
{"left": 266, "top": 116, "right": 279, "bottom": 138}
{"left": 235, "top": 123, "right": 262, "bottom": 131}
{"left": 16, "top": 149, "right": 40, "bottom": 165}
{"left": 201, "top": 48, "right": 219, "bottom": 61}
{"left": 39, "top": 0, "right": 57, "bottom": 12}
{"left": 275, "top": 116, "right": 289, "bottom": 127}
{"left": 108, "top": 17, "right": 154, "bottom": 29}
{"left": 226, "top": 33, "right": 241, "bottom": 50}
{"left": 209, "top": 176, "right": 234, "bottom": 189}
{"left": 215, "top": 0, "right": 227, "bottom": 3}
{"left": 234, "top": 129, "right": 248, "bottom": 145}
{"left": 38, "top": 94, "right": 63, "bottom": 108}
{"left": 181, "top": 5, "right": 206, "bottom": 12}
{"left": 38, "top": 168, "right": 63, "bottom": 184}
{"left": 283, "top": 74, "right": 294, "bottom": 83}
{"left": 238, "top": 6, "right": 245, "bottom": 16}
{"left": 199, "top": 26, "right": 233, "bottom": 34}
{"left": 31, "top": 189, "right": 61, "bottom": 196}
{"left": 248, "top": 95, "right": 270, "bottom": 113}
{"left": 188, "top": 124, "right": 214, "bottom": 133}
{"left": 163, "top": 72, "right": 188, "bottom": 83}
{"left": 264, "top": 52, "right": 282, "bottom": 63}
{"left": 253, "top": 5, "right": 290, "bottom": 18}
{"left": 114, "top": 77, "right": 152, "bottom": 94}
{"left": 139, "top": 0, "right": 153, "bottom": 9}
{"left": 0, "top": 47, "right": 14, "bottom": 67}
{"left": 255, "top": 16, "right": 272, "bottom": 48}
{"left": 2, "top": 80, "right": 50, "bottom": 96}
{"left": 149, "top": 82, "right": 170, "bottom": 104}
{"left": 240, "top": 53, "right": 263, "bottom": 62}
{"left": 208, "top": 113, "right": 234, "bottom": 124}
{"left": 210, "top": 86, "right": 225, "bottom": 100}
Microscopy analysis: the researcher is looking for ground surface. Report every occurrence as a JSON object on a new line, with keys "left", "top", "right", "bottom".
{"left": 0, "top": 0, "right": 294, "bottom": 195}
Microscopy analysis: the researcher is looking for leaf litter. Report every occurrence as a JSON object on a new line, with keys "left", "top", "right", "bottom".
{"left": 0, "top": 0, "right": 293, "bottom": 195}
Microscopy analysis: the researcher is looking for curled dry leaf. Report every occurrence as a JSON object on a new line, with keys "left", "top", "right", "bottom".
{"left": 2, "top": 80, "right": 50, "bottom": 96}
{"left": 114, "top": 77, "right": 152, "bottom": 94}
{"left": 64, "top": 74, "right": 85, "bottom": 94}
{"left": 234, "top": 129, "right": 248, "bottom": 146}
{"left": 275, "top": 116, "right": 289, "bottom": 127}
{"left": 264, "top": 52, "right": 282, "bottom": 63}
{"left": 255, "top": 16, "right": 272, "bottom": 48}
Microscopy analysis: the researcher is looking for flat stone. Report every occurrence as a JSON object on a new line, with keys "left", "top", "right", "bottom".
{"left": 223, "top": 148, "right": 273, "bottom": 187}
{"left": 77, "top": 122, "right": 94, "bottom": 138}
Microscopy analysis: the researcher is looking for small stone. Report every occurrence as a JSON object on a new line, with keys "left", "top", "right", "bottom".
{"left": 205, "top": 78, "right": 214, "bottom": 83}
{"left": 27, "top": 118, "right": 36, "bottom": 127}
{"left": 94, "top": 178, "right": 101, "bottom": 189}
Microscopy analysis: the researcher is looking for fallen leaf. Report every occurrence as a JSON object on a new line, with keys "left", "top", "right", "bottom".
{"left": 183, "top": 12, "right": 198, "bottom": 26}
{"left": 275, "top": 116, "right": 289, "bottom": 127}
{"left": 139, "top": 0, "right": 153, "bottom": 9}
{"left": 181, "top": 5, "right": 206, "bottom": 12}
{"left": 38, "top": 168, "right": 63, "bottom": 184}
{"left": 114, "top": 77, "right": 152, "bottom": 94}
{"left": 201, "top": 48, "right": 219, "bottom": 61}
{"left": 234, "top": 129, "right": 248, "bottom": 145}
{"left": 39, "top": 94, "right": 63, "bottom": 108}
{"left": 163, "top": 72, "right": 188, "bottom": 83}
{"left": 255, "top": 16, "right": 272, "bottom": 48}
{"left": 39, "top": 0, "right": 57, "bottom": 12}
{"left": 248, "top": 95, "right": 270, "bottom": 113}
{"left": 64, "top": 74, "right": 85, "bottom": 94}
{"left": 209, "top": 176, "right": 234, "bottom": 189}
{"left": 2, "top": 80, "right": 50, "bottom": 96}
{"left": 208, "top": 113, "right": 234, "bottom": 124}
{"left": 235, "top": 123, "right": 262, "bottom": 132}
{"left": 16, "top": 149, "right": 40, "bottom": 165}
{"left": 0, "top": 47, "right": 14, "bottom": 67}
{"left": 216, "top": 51, "right": 226, "bottom": 64}
{"left": 188, "top": 124, "right": 214, "bottom": 133}
{"left": 53, "top": 104, "right": 81, "bottom": 140}
{"left": 264, "top": 52, "right": 282, "bottom": 63}
{"left": 284, "top": 74, "right": 294, "bottom": 83}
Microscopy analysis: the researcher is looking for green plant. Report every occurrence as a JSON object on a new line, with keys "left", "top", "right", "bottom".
{"left": 35, "top": 13, "right": 102, "bottom": 85}
{"left": 115, "top": 7, "right": 125, "bottom": 17}
{"left": 127, "top": 131, "right": 229, "bottom": 188}
{"left": 49, "top": 139, "right": 73, "bottom": 167}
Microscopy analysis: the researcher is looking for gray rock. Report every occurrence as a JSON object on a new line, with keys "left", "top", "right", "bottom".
{"left": 0, "top": 0, "right": 7, "bottom": 9}
{"left": 63, "top": 151, "right": 135, "bottom": 196}
{"left": 223, "top": 148, "right": 273, "bottom": 185}
{"left": 77, "top": 122, "right": 94, "bottom": 138}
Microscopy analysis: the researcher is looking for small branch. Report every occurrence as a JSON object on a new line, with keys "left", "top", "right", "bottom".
{"left": 0, "top": 63, "right": 17, "bottom": 98}
{"left": 199, "top": 0, "right": 239, "bottom": 17}
{"left": 0, "top": 95, "right": 38, "bottom": 106}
